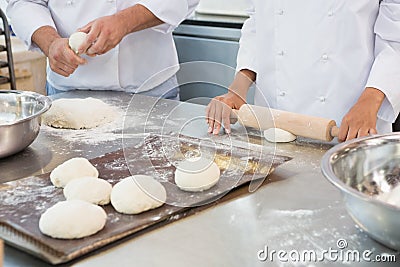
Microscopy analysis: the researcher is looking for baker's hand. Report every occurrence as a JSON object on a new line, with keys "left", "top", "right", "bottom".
{"left": 206, "top": 92, "right": 246, "bottom": 135}
{"left": 48, "top": 38, "right": 87, "bottom": 77}
{"left": 78, "top": 14, "right": 127, "bottom": 56}
{"left": 338, "top": 88, "right": 385, "bottom": 142}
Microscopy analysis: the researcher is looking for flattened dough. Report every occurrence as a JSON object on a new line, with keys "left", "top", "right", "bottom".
{"left": 264, "top": 128, "right": 296, "bottom": 143}
{"left": 39, "top": 200, "right": 107, "bottom": 239}
{"left": 111, "top": 175, "right": 166, "bottom": 214}
{"left": 42, "top": 97, "right": 116, "bottom": 129}
{"left": 63, "top": 177, "right": 112, "bottom": 205}
{"left": 50, "top": 157, "right": 99, "bottom": 188}
{"left": 175, "top": 157, "right": 220, "bottom": 192}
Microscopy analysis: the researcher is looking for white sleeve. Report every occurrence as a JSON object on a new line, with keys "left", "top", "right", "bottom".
{"left": 366, "top": 0, "right": 400, "bottom": 122}
{"left": 138, "top": 0, "right": 199, "bottom": 33}
{"left": 6, "top": 0, "right": 55, "bottom": 51}
{"left": 236, "top": 0, "right": 257, "bottom": 73}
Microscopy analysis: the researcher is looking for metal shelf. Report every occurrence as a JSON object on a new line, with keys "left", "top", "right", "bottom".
{"left": 0, "top": 8, "right": 15, "bottom": 90}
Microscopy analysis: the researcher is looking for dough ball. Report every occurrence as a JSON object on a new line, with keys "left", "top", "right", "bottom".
{"left": 111, "top": 175, "right": 166, "bottom": 215}
{"left": 39, "top": 200, "right": 107, "bottom": 239}
{"left": 42, "top": 97, "right": 117, "bottom": 129}
{"left": 50, "top": 157, "right": 99, "bottom": 188}
{"left": 63, "top": 177, "right": 112, "bottom": 205}
{"left": 175, "top": 157, "right": 220, "bottom": 192}
{"left": 69, "top": 31, "right": 87, "bottom": 54}
{"left": 264, "top": 128, "right": 296, "bottom": 143}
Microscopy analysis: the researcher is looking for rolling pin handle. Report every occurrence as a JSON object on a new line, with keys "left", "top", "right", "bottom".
{"left": 330, "top": 126, "right": 340, "bottom": 138}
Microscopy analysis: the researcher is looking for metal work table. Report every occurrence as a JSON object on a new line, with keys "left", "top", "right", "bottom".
{"left": 1, "top": 91, "right": 398, "bottom": 266}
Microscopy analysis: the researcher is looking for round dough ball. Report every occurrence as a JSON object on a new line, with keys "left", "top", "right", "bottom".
{"left": 39, "top": 200, "right": 107, "bottom": 239}
{"left": 69, "top": 31, "right": 87, "bottom": 54}
{"left": 175, "top": 157, "right": 220, "bottom": 192}
{"left": 63, "top": 177, "right": 112, "bottom": 205}
{"left": 111, "top": 175, "right": 166, "bottom": 215}
{"left": 42, "top": 98, "right": 117, "bottom": 129}
{"left": 264, "top": 128, "right": 296, "bottom": 143}
{"left": 50, "top": 157, "right": 99, "bottom": 188}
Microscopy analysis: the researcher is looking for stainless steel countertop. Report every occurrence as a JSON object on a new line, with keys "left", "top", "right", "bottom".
{"left": 2, "top": 91, "right": 398, "bottom": 266}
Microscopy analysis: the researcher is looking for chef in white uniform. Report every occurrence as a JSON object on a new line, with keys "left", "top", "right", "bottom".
{"left": 206, "top": 0, "right": 400, "bottom": 142}
{"left": 6, "top": 0, "right": 199, "bottom": 99}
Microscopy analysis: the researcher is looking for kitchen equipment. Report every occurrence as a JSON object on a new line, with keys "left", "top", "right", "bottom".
{"left": 321, "top": 133, "right": 400, "bottom": 250}
{"left": 0, "top": 90, "right": 51, "bottom": 158}
{"left": 196, "top": 0, "right": 250, "bottom": 17}
{"left": 233, "top": 104, "right": 339, "bottom": 141}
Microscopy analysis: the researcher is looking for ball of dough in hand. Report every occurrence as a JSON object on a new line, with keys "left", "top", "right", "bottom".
{"left": 63, "top": 177, "right": 112, "bottom": 205}
{"left": 174, "top": 157, "right": 220, "bottom": 192}
{"left": 264, "top": 128, "right": 296, "bottom": 143}
{"left": 69, "top": 31, "right": 88, "bottom": 54}
{"left": 50, "top": 157, "right": 99, "bottom": 188}
{"left": 39, "top": 200, "right": 107, "bottom": 239}
{"left": 111, "top": 175, "right": 166, "bottom": 215}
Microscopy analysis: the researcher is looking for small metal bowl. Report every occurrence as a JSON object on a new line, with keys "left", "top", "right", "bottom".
{"left": 321, "top": 133, "right": 400, "bottom": 250}
{"left": 0, "top": 90, "right": 51, "bottom": 158}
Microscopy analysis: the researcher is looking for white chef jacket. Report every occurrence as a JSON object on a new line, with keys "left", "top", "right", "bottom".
{"left": 238, "top": 0, "right": 400, "bottom": 133}
{"left": 6, "top": 0, "right": 199, "bottom": 92}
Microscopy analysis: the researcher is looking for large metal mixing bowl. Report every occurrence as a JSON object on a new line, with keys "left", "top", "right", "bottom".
{"left": 0, "top": 90, "right": 51, "bottom": 158}
{"left": 321, "top": 133, "right": 400, "bottom": 251}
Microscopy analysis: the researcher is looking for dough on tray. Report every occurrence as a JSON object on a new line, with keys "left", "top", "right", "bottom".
{"left": 39, "top": 200, "right": 107, "bottom": 239}
{"left": 63, "top": 177, "right": 112, "bottom": 205}
{"left": 50, "top": 157, "right": 99, "bottom": 188}
{"left": 42, "top": 97, "right": 116, "bottom": 129}
{"left": 264, "top": 128, "right": 296, "bottom": 143}
{"left": 174, "top": 157, "right": 220, "bottom": 192}
{"left": 111, "top": 175, "right": 166, "bottom": 215}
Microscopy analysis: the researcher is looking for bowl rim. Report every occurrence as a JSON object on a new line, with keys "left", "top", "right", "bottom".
{"left": 0, "top": 90, "right": 52, "bottom": 126}
{"left": 321, "top": 132, "right": 400, "bottom": 212}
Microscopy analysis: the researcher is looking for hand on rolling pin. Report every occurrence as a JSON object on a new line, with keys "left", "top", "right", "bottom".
{"left": 338, "top": 87, "right": 385, "bottom": 142}
{"left": 206, "top": 92, "right": 246, "bottom": 135}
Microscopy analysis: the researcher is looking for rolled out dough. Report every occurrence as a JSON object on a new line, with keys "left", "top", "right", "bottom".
{"left": 50, "top": 157, "right": 99, "bottom": 188}
{"left": 111, "top": 175, "right": 166, "bottom": 214}
{"left": 63, "top": 177, "right": 112, "bottom": 205}
{"left": 42, "top": 97, "right": 116, "bottom": 130}
{"left": 39, "top": 200, "right": 107, "bottom": 239}
{"left": 174, "top": 157, "right": 220, "bottom": 192}
{"left": 264, "top": 128, "right": 296, "bottom": 143}
{"left": 69, "top": 32, "right": 88, "bottom": 54}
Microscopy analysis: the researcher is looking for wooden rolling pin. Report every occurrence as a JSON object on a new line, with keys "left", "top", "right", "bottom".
{"left": 233, "top": 104, "right": 339, "bottom": 141}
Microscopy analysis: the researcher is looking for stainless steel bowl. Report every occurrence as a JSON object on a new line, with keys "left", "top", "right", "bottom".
{"left": 0, "top": 90, "right": 51, "bottom": 158}
{"left": 321, "top": 133, "right": 400, "bottom": 250}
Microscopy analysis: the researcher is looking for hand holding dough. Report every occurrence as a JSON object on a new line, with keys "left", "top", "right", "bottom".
{"left": 69, "top": 32, "right": 88, "bottom": 54}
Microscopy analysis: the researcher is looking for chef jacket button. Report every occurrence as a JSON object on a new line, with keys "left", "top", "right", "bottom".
{"left": 277, "top": 50, "right": 284, "bottom": 56}
{"left": 66, "top": 0, "right": 73, "bottom": 5}
{"left": 279, "top": 91, "right": 286, "bottom": 97}
{"left": 321, "top": 54, "right": 329, "bottom": 61}
{"left": 277, "top": 10, "right": 284, "bottom": 15}
{"left": 328, "top": 11, "right": 334, "bottom": 17}
{"left": 319, "top": 96, "right": 326, "bottom": 102}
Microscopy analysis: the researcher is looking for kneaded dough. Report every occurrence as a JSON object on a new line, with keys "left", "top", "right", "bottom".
{"left": 69, "top": 32, "right": 88, "bottom": 54}
{"left": 42, "top": 97, "right": 116, "bottom": 130}
{"left": 63, "top": 177, "right": 112, "bottom": 205}
{"left": 39, "top": 200, "right": 107, "bottom": 239}
{"left": 111, "top": 175, "right": 166, "bottom": 214}
{"left": 264, "top": 128, "right": 297, "bottom": 143}
{"left": 50, "top": 157, "right": 99, "bottom": 188}
{"left": 376, "top": 185, "right": 400, "bottom": 207}
{"left": 175, "top": 157, "right": 220, "bottom": 192}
